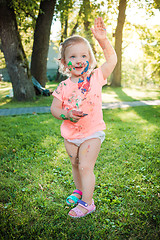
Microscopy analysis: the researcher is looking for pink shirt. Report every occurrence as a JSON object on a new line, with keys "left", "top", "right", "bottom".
{"left": 52, "top": 67, "right": 107, "bottom": 139}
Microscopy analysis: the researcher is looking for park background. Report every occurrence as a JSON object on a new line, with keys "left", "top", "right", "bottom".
{"left": 0, "top": 0, "right": 160, "bottom": 239}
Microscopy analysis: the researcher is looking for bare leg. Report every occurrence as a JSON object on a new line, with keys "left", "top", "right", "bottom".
{"left": 69, "top": 138, "right": 101, "bottom": 216}
{"left": 64, "top": 139, "right": 82, "bottom": 201}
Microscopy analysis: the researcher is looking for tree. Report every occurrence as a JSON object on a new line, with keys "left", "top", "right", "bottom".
{"left": 0, "top": 0, "right": 57, "bottom": 100}
{"left": 0, "top": 0, "right": 35, "bottom": 101}
{"left": 81, "top": 0, "right": 96, "bottom": 54}
{"left": 31, "top": 0, "right": 57, "bottom": 87}
{"left": 111, "top": 0, "right": 127, "bottom": 87}
{"left": 70, "top": 3, "right": 83, "bottom": 36}
{"left": 138, "top": 26, "right": 160, "bottom": 85}
{"left": 55, "top": 0, "right": 74, "bottom": 42}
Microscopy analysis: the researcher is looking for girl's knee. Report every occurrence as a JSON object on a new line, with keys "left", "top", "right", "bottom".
{"left": 78, "top": 163, "right": 91, "bottom": 174}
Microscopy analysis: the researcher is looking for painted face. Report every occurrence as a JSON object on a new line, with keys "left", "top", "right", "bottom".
{"left": 64, "top": 42, "right": 90, "bottom": 76}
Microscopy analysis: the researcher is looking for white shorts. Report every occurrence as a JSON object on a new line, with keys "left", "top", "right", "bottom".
{"left": 66, "top": 131, "right": 105, "bottom": 147}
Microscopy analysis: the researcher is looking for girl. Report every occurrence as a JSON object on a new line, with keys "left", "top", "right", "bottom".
{"left": 51, "top": 17, "right": 117, "bottom": 218}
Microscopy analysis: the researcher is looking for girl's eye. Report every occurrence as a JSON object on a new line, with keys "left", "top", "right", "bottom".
{"left": 82, "top": 55, "right": 86, "bottom": 58}
{"left": 71, "top": 56, "right": 75, "bottom": 58}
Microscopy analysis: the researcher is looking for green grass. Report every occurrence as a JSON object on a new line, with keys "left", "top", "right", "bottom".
{"left": 0, "top": 81, "right": 58, "bottom": 109}
{"left": 0, "top": 105, "right": 160, "bottom": 239}
{"left": 102, "top": 86, "right": 160, "bottom": 102}
{"left": 0, "top": 81, "right": 160, "bottom": 109}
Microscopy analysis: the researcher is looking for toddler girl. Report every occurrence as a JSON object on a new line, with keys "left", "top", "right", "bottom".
{"left": 51, "top": 17, "right": 117, "bottom": 218}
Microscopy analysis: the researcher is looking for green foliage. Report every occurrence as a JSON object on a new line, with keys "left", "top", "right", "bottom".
{"left": 1, "top": 0, "right": 160, "bottom": 87}
{"left": 0, "top": 105, "right": 159, "bottom": 239}
{"left": 153, "top": 0, "right": 160, "bottom": 10}
{"left": 11, "top": 0, "right": 40, "bottom": 23}
{"left": 11, "top": 0, "right": 40, "bottom": 58}
{"left": 55, "top": 0, "right": 75, "bottom": 41}
{"left": 0, "top": 51, "right": 5, "bottom": 69}
{"left": 121, "top": 16, "right": 160, "bottom": 86}
{"left": 54, "top": 0, "right": 105, "bottom": 43}
{"left": 139, "top": 26, "right": 160, "bottom": 83}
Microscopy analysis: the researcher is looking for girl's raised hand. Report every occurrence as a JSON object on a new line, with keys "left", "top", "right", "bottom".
{"left": 90, "top": 17, "right": 107, "bottom": 41}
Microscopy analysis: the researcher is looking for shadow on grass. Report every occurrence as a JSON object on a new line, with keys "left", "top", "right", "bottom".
{"left": 112, "top": 87, "right": 137, "bottom": 102}
{"left": 112, "top": 87, "right": 160, "bottom": 126}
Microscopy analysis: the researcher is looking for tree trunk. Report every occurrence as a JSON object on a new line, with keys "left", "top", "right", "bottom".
{"left": 0, "top": 0, "right": 35, "bottom": 101}
{"left": 111, "top": 0, "right": 127, "bottom": 87}
{"left": 31, "top": 0, "right": 56, "bottom": 87}
{"left": 82, "top": 0, "right": 96, "bottom": 55}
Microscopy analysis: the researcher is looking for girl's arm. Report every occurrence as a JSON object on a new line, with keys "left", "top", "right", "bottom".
{"left": 91, "top": 17, "right": 117, "bottom": 80}
{"left": 51, "top": 97, "right": 68, "bottom": 120}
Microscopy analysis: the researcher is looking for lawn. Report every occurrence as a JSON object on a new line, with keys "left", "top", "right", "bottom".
{"left": 0, "top": 105, "right": 159, "bottom": 239}
{"left": 0, "top": 81, "right": 160, "bottom": 109}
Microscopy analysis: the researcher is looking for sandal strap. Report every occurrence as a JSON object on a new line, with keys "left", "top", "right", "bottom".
{"left": 66, "top": 195, "right": 79, "bottom": 205}
{"left": 66, "top": 189, "right": 82, "bottom": 206}
{"left": 73, "top": 189, "right": 82, "bottom": 196}
{"left": 69, "top": 206, "right": 84, "bottom": 216}
{"left": 77, "top": 199, "right": 88, "bottom": 207}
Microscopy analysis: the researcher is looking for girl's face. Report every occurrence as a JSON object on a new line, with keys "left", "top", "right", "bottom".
{"left": 63, "top": 42, "right": 90, "bottom": 77}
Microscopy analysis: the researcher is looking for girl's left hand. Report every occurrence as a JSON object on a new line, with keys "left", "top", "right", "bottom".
{"left": 90, "top": 17, "right": 107, "bottom": 41}
{"left": 67, "top": 110, "right": 82, "bottom": 123}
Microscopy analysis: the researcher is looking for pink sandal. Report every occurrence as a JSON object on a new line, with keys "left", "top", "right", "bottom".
{"left": 68, "top": 199, "right": 96, "bottom": 218}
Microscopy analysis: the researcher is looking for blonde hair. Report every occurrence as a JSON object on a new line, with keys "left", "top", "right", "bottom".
{"left": 58, "top": 35, "right": 97, "bottom": 76}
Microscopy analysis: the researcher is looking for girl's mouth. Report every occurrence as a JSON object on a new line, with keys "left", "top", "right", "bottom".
{"left": 71, "top": 61, "right": 89, "bottom": 74}
{"left": 75, "top": 63, "right": 85, "bottom": 68}
{"left": 75, "top": 66, "right": 83, "bottom": 70}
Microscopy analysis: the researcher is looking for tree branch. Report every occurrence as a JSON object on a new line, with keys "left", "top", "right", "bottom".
{"left": 70, "top": 4, "right": 83, "bottom": 36}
